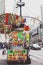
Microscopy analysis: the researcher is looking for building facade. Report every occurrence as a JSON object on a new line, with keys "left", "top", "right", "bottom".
{"left": 0, "top": 0, "right": 18, "bottom": 15}
{"left": 0, "top": 0, "right": 5, "bottom": 15}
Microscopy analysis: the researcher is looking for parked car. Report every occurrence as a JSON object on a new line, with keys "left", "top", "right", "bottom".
{"left": 30, "top": 43, "right": 41, "bottom": 50}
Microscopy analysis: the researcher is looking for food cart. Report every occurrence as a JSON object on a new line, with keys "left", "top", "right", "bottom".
{"left": 0, "top": 13, "right": 31, "bottom": 64}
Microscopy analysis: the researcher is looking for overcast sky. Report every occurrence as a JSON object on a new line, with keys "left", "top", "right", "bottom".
{"left": 5, "top": 0, "right": 43, "bottom": 20}
{"left": 0, "top": 0, "right": 43, "bottom": 32}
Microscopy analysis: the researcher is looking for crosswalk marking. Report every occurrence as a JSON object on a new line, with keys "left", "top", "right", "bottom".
{"left": 30, "top": 56, "right": 37, "bottom": 61}
{"left": 30, "top": 55, "right": 43, "bottom": 64}
{"left": 31, "top": 54, "right": 43, "bottom": 59}
{"left": 30, "top": 50, "right": 43, "bottom": 57}
{"left": 29, "top": 49, "right": 43, "bottom": 63}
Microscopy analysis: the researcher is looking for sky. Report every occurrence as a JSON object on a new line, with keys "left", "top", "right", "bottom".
{"left": 0, "top": 0, "right": 43, "bottom": 30}
{"left": 0, "top": 0, "right": 43, "bottom": 42}
{"left": 5, "top": 0, "right": 17, "bottom": 14}
{"left": 5, "top": 0, "right": 43, "bottom": 20}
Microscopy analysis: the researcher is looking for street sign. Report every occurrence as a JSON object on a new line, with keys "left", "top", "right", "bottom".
{"left": 17, "top": 2, "right": 25, "bottom": 6}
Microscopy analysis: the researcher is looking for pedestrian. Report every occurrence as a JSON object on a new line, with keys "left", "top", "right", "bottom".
{"left": 2, "top": 48, "right": 6, "bottom": 55}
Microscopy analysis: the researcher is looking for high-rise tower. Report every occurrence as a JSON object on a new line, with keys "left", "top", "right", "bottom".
{"left": 41, "top": 5, "right": 43, "bottom": 24}
{"left": 0, "top": 0, "right": 5, "bottom": 14}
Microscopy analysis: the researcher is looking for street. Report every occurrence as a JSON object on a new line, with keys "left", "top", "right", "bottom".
{"left": 30, "top": 48, "right": 43, "bottom": 65}
{"left": 0, "top": 48, "right": 43, "bottom": 65}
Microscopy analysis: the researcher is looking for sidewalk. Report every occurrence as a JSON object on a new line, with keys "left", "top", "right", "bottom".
{"left": 0, "top": 49, "right": 7, "bottom": 60}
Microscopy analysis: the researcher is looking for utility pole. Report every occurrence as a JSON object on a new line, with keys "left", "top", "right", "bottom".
{"left": 17, "top": 0, "right": 25, "bottom": 16}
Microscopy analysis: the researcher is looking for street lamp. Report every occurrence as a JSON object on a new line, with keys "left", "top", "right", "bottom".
{"left": 17, "top": 0, "right": 25, "bottom": 16}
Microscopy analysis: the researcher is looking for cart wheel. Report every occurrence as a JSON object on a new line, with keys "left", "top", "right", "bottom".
{"left": 25, "top": 57, "right": 31, "bottom": 64}
{"left": 7, "top": 61, "right": 11, "bottom": 64}
{"left": 23, "top": 60, "right": 26, "bottom": 64}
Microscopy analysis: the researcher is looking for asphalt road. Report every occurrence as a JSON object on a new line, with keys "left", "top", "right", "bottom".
{"left": 0, "top": 48, "right": 43, "bottom": 65}
{"left": 30, "top": 48, "right": 43, "bottom": 65}
{"left": 0, "top": 59, "right": 43, "bottom": 65}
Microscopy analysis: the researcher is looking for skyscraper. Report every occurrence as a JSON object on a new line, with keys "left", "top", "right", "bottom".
{"left": 41, "top": 4, "right": 43, "bottom": 23}
{"left": 0, "top": 0, "right": 5, "bottom": 14}
{"left": 0, "top": 0, "right": 18, "bottom": 14}
{"left": 5, "top": 0, "right": 17, "bottom": 14}
{"left": 40, "top": 4, "right": 43, "bottom": 39}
